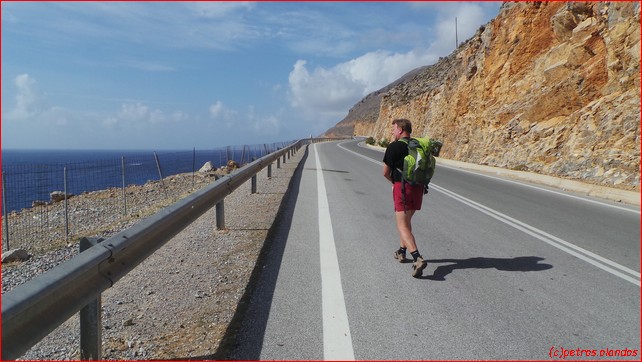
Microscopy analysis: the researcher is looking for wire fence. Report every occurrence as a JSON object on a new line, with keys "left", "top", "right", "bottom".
{"left": 1, "top": 142, "right": 294, "bottom": 253}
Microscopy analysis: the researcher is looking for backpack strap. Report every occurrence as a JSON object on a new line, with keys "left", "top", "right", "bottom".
{"left": 397, "top": 137, "right": 418, "bottom": 214}
{"left": 393, "top": 138, "right": 407, "bottom": 184}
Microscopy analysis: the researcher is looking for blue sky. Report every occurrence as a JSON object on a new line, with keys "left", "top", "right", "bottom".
{"left": 2, "top": 1, "right": 501, "bottom": 150}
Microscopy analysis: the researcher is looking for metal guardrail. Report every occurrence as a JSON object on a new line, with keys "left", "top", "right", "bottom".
{"left": 1, "top": 139, "right": 318, "bottom": 360}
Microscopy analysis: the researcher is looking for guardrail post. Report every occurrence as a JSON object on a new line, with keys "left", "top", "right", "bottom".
{"left": 216, "top": 200, "right": 225, "bottom": 230}
{"left": 212, "top": 175, "right": 225, "bottom": 229}
{"left": 79, "top": 237, "right": 104, "bottom": 361}
{"left": 267, "top": 164, "right": 272, "bottom": 178}
{"left": 277, "top": 158, "right": 280, "bottom": 169}
{"left": 251, "top": 175, "right": 257, "bottom": 194}
{"left": 282, "top": 154, "right": 286, "bottom": 164}
{"left": 251, "top": 158, "right": 257, "bottom": 194}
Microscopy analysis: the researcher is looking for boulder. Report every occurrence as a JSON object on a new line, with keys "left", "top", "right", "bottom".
{"left": 50, "top": 191, "right": 73, "bottom": 203}
{"left": 226, "top": 160, "right": 239, "bottom": 172}
{"left": 198, "top": 161, "right": 216, "bottom": 173}
{"left": 2, "top": 248, "right": 30, "bottom": 263}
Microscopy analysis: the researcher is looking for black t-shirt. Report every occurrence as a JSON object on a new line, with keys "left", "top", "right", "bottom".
{"left": 383, "top": 138, "right": 409, "bottom": 183}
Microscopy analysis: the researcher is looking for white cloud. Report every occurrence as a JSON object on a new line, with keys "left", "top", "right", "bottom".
{"left": 287, "top": 49, "right": 436, "bottom": 117}
{"left": 6, "top": 74, "right": 45, "bottom": 120}
{"left": 209, "top": 101, "right": 238, "bottom": 122}
{"left": 342, "top": 50, "right": 436, "bottom": 94}
{"left": 288, "top": 60, "right": 362, "bottom": 112}
{"left": 120, "top": 102, "right": 151, "bottom": 122}
{"left": 104, "top": 102, "right": 180, "bottom": 127}
{"left": 209, "top": 101, "right": 224, "bottom": 118}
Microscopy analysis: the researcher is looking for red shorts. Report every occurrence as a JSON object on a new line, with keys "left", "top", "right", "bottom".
{"left": 392, "top": 182, "right": 424, "bottom": 212}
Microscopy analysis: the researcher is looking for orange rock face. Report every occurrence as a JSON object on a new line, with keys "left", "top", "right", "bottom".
{"left": 345, "top": 2, "right": 639, "bottom": 190}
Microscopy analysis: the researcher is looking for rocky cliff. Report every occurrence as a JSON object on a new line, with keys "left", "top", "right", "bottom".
{"left": 326, "top": 2, "right": 640, "bottom": 191}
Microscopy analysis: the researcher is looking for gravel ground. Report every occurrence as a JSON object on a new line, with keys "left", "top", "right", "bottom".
{"left": 2, "top": 146, "right": 307, "bottom": 360}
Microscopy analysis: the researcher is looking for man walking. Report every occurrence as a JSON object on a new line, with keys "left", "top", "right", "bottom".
{"left": 382, "top": 118, "right": 428, "bottom": 278}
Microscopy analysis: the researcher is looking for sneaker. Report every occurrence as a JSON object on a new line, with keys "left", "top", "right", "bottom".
{"left": 393, "top": 250, "right": 406, "bottom": 263}
{"left": 412, "top": 256, "right": 427, "bottom": 278}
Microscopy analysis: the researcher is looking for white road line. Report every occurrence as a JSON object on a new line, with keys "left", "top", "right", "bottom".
{"left": 314, "top": 144, "right": 355, "bottom": 361}
{"left": 337, "top": 141, "right": 641, "bottom": 286}
{"left": 437, "top": 163, "right": 641, "bottom": 214}
{"left": 432, "top": 184, "right": 641, "bottom": 286}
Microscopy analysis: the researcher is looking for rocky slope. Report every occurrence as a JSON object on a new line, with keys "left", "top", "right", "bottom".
{"left": 326, "top": 2, "right": 640, "bottom": 191}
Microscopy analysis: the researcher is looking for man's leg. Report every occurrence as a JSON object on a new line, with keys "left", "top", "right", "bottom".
{"left": 395, "top": 210, "right": 417, "bottom": 252}
{"left": 395, "top": 210, "right": 427, "bottom": 277}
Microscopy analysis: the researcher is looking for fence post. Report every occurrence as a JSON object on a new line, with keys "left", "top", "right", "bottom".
{"left": 153, "top": 152, "right": 168, "bottom": 199}
{"left": 267, "top": 164, "right": 272, "bottom": 179}
{"left": 64, "top": 167, "right": 69, "bottom": 240}
{"left": 79, "top": 237, "right": 103, "bottom": 361}
{"left": 121, "top": 157, "right": 127, "bottom": 216}
{"left": 192, "top": 147, "right": 196, "bottom": 190}
{"left": 277, "top": 157, "right": 280, "bottom": 169}
{"left": 2, "top": 173, "right": 9, "bottom": 250}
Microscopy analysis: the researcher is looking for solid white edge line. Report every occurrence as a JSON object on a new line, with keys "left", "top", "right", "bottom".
{"left": 314, "top": 144, "right": 356, "bottom": 361}
{"left": 337, "top": 141, "right": 641, "bottom": 286}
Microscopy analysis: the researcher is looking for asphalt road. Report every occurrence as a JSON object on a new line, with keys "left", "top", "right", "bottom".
{"left": 229, "top": 140, "right": 640, "bottom": 360}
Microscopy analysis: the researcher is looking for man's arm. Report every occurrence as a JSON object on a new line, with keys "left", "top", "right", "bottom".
{"left": 383, "top": 163, "right": 393, "bottom": 183}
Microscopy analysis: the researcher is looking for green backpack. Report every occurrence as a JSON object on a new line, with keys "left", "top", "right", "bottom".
{"left": 398, "top": 137, "right": 443, "bottom": 187}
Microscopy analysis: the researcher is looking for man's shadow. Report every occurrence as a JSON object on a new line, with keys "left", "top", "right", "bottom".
{"left": 422, "top": 256, "right": 553, "bottom": 281}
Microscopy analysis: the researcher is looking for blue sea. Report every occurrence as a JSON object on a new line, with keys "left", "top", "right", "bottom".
{"left": 1, "top": 143, "right": 289, "bottom": 213}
